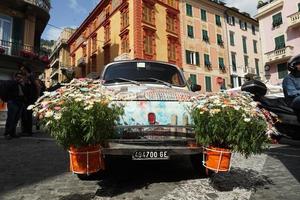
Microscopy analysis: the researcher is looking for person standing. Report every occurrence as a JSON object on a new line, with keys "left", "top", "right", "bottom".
{"left": 282, "top": 54, "right": 300, "bottom": 121}
{"left": 19, "top": 65, "right": 40, "bottom": 136}
{"left": 3, "top": 73, "right": 25, "bottom": 139}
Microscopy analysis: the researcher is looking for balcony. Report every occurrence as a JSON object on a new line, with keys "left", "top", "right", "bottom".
{"left": 288, "top": 12, "right": 300, "bottom": 29}
{"left": 244, "top": 67, "right": 257, "bottom": 75}
{"left": 50, "top": 58, "right": 59, "bottom": 68}
{"left": 255, "top": 0, "right": 283, "bottom": 19}
{"left": 0, "top": 39, "right": 49, "bottom": 71}
{"left": 265, "top": 46, "right": 294, "bottom": 64}
{"left": 24, "top": 0, "right": 51, "bottom": 13}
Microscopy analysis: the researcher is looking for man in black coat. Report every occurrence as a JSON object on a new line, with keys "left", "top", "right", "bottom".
{"left": 1, "top": 73, "right": 25, "bottom": 139}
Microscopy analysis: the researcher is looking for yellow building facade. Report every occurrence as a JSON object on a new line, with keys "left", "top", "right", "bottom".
{"left": 68, "top": 0, "right": 182, "bottom": 78}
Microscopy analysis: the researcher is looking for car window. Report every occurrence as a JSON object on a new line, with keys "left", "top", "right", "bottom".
{"left": 103, "top": 62, "right": 186, "bottom": 86}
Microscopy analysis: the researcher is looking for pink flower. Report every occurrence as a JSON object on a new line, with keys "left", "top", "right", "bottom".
{"left": 54, "top": 106, "right": 61, "bottom": 111}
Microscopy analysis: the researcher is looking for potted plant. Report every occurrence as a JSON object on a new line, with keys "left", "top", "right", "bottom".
{"left": 28, "top": 79, "right": 124, "bottom": 176}
{"left": 191, "top": 92, "right": 270, "bottom": 172}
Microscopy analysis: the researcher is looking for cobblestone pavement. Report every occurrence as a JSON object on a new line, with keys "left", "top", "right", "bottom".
{"left": 0, "top": 130, "right": 300, "bottom": 200}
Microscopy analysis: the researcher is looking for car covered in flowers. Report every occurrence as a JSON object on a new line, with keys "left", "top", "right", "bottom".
{"left": 101, "top": 60, "right": 202, "bottom": 161}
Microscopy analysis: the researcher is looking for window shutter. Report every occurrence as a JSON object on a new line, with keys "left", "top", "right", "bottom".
{"left": 205, "top": 76, "right": 212, "bottom": 92}
{"left": 190, "top": 74, "right": 197, "bottom": 85}
{"left": 195, "top": 52, "right": 200, "bottom": 65}
{"left": 186, "top": 50, "right": 191, "bottom": 64}
{"left": 277, "top": 63, "right": 288, "bottom": 79}
{"left": 232, "top": 16, "right": 235, "bottom": 26}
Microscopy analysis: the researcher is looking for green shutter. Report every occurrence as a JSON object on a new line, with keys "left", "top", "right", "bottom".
{"left": 219, "top": 57, "right": 224, "bottom": 69}
{"left": 186, "top": 4, "right": 192, "bottom": 16}
{"left": 242, "top": 37, "right": 247, "bottom": 54}
{"left": 231, "top": 53, "right": 237, "bottom": 72}
{"left": 217, "top": 34, "right": 223, "bottom": 45}
{"left": 216, "top": 15, "right": 221, "bottom": 26}
{"left": 187, "top": 25, "right": 194, "bottom": 38}
{"left": 272, "top": 13, "right": 282, "bottom": 27}
{"left": 205, "top": 76, "right": 212, "bottom": 92}
{"left": 201, "top": 9, "right": 207, "bottom": 21}
{"left": 204, "top": 54, "right": 210, "bottom": 66}
{"left": 190, "top": 74, "right": 197, "bottom": 85}
{"left": 202, "top": 30, "right": 209, "bottom": 42}
{"left": 255, "top": 59, "right": 260, "bottom": 76}
{"left": 195, "top": 52, "right": 200, "bottom": 66}
{"left": 278, "top": 63, "right": 288, "bottom": 79}
{"left": 244, "top": 56, "right": 248, "bottom": 66}
{"left": 275, "top": 35, "right": 285, "bottom": 49}
{"left": 230, "top": 32, "right": 234, "bottom": 46}
{"left": 253, "top": 40, "right": 258, "bottom": 53}
{"left": 186, "top": 50, "right": 191, "bottom": 64}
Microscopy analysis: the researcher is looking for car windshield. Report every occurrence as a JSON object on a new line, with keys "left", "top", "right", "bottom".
{"left": 103, "top": 62, "right": 186, "bottom": 87}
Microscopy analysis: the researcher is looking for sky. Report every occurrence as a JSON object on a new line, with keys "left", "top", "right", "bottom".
{"left": 42, "top": 0, "right": 258, "bottom": 41}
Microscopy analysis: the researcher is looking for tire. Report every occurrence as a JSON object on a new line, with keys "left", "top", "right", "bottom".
{"left": 190, "top": 154, "right": 208, "bottom": 177}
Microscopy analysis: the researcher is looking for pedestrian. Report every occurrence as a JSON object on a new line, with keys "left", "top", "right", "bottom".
{"left": 2, "top": 73, "right": 25, "bottom": 140}
{"left": 19, "top": 65, "right": 40, "bottom": 136}
{"left": 282, "top": 54, "right": 300, "bottom": 121}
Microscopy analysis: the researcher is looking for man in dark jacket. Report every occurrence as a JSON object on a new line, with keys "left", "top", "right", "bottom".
{"left": 282, "top": 54, "right": 300, "bottom": 121}
{"left": 2, "top": 73, "right": 25, "bottom": 139}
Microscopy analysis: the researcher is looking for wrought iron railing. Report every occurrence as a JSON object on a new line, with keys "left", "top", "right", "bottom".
{"left": 24, "top": 0, "right": 51, "bottom": 12}
{"left": 0, "top": 39, "right": 49, "bottom": 60}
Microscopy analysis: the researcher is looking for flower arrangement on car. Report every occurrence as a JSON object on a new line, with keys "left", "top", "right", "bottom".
{"left": 191, "top": 91, "right": 270, "bottom": 172}
{"left": 28, "top": 78, "right": 124, "bottom": 175}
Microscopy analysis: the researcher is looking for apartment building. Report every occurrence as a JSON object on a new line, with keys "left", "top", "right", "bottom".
{"left": 180, "top": 0, "right": 230, "bottom": 93}
{"left": 67, "top": 0, "right": 182, "bottom": 78}
{"left": 46, "top": 28, "right": 76, "bottom": 88}
{"left": 256, "top": 0, "right": 300, "bottom": 85}
{"left": 225, "top": 8, "right": 263, "bottom": 88}
{"left": 0, "top": 0, "right": 50, "bottom": 79}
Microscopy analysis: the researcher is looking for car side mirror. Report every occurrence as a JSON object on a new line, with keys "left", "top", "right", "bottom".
{"left": 191, "top": 84, "right": 201, "bottom": 92}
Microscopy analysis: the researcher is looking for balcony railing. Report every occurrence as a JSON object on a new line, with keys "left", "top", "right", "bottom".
{"left": 265, "top": 46, "right": 294, "bottom": 63}
{"left": 288, "top": 12, "right": 300, "bottom": 29}
{"left": 256, "top": 0, "right": 283, "bottom": 18}
{"left": 0, "top": 39, "right": 49, "bottom": 61}
{"left": 24, "top": 0, "right": 51, "bottom": 13}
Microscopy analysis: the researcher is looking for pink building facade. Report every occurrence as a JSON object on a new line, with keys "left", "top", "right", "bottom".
{"left": 256, "top": 0, "right": 300, "bottom": 85}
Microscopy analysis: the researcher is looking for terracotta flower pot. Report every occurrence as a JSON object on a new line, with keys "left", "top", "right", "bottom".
{"left": 203, "top": 146, "right": 231, "bottom": 172}
{"left": 69, "top": 145, "right": 105, "bottom": 174}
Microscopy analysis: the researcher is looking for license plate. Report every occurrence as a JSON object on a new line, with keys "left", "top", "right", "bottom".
{"left": 132, "top": 150, "right": 169, "bottom": 160}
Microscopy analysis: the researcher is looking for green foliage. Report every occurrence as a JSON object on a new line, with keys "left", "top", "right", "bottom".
{"left": 191, "top": 92, "right": 270, "bottom": 158}
{"left": 44, "top": 99, "right": 124, "bottom": 149}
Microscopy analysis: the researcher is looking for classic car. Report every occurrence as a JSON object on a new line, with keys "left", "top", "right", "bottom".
{"left": 100, "top": 60, "right": 203, "bottom": 168}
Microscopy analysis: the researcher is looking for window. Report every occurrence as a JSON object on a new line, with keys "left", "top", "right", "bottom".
{"left": 242, "top": 36, "right": 247, "bottom": 54}
{"left": 104, "top": 24, "right": 110, "bottom": 43}
{"left": 272, "top": 13, "right": 282, "bottom": 28}
{"left": 298, "top": 3, "right": 300, "bottom": 12}
{"left": 217, "top": 34, "right": 223, "bottom": 46}
{"left": 252, "top": 25, "right": 256, "bottom": 35}
{"left": 215, "top": 15, "right": 221, "bottom": 26}
{"left": 275, "top": 35, "right": 285, "bottom": 50}
{"left": 143, "top": 3, "right": 154, "bottom": 25}
{"left": 0, "top": 14, "right": 12, "bottom": 54}
{"left": 91, "top": 55, "right": 97, "bottom": 72}
{"left": 204, "top": 54, "right": 211, "bottom": 67}
{"left": 202, "top": 30, "right": 209, "bottom": 42}
{"left": 227, "top": 16, "right": 235, "bottom": 26}
{"left": 82, "top": 45, "right": 87, "bottom": 57}
{"left": 255, "top": 59, "right": 260, "bottom": 77}
{"left": 121, "top": 33, "right": 130, "bottom": 53}
{"left": 121, "top": 7, "right": 129, "bottom": 29}
{"left": 185, "top": 50, "right": 199, "bottom": 65}
{"left": 186, "top": 4, "right": 193, "bottom": 16}
{"left": 144, "top": 32, "right": 154, "bottom": 55}
{"left": 278, "top": 63, "right": 288, "bottom": 79}
{"left": 231, "top": 52, "right": 237, "bottom": 72}
{"left": 168, "top": 38, "right": 176, "bottom": 61}
{"left": 253, "top": 40, "right": 258, "bottom": 54}
{"left": 166, "top": 14, "right": 176, "bottom": 33}
{"left": 201, "top": 9, "right": 207, "bottom": 21}
{"left": 205, "top": 76, "right": 212, "bottom": 92}
{"left": 244, "top": 55, "right": 249, "bottom": 67}
{"left": 229, "top": 31, "right": 235, "bottom": 46}
{"left": 92, "top": 35, "right": 97, "bottom": 52}
{"left": 240, "top": 20, "right": 247, "bottom": 31}
{"left": 190, "top": 74, "right": 197, "bottom": 85}
{"left": 219, "top": 57, "right": 225, "bottom": 71}
{"left": 187, "top": 25, "right": 194, "bottom": 38}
